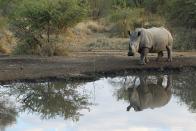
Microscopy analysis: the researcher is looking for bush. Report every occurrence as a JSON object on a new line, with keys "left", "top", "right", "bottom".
{"left": 10, "top": 0, "right": 88, "bottom": 56}
{"left": 108, "top": 8, "right": 165, "bottom": 37}
{"left": 13, "top": 40, "right": 69, "bottom": 56}
{"left": 173, "top": 28, "right": 196, "bottom": 50}
{"left": 168, "top": 0, "right": 196, "bottom": 28}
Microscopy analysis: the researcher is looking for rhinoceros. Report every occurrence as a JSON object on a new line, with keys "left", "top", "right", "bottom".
{"left": 127, "top": 27, "right": 173, "bottom": 65}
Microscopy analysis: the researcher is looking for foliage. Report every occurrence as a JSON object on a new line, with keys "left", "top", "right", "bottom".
{"left": 108, "top": 7, "right": 165, "bottom": 37}
{"left": 88, "top": 0, "right": 113, "bottom": 19}
{"left": 5, "top": 81, "right": 91, "bottom": 121}
{"left": 10, "top": 0, "right": 88, "bottom": 56}
{"left": 173, "top": 28, "right": 196, "bottom": 50}
{"left": 168, "top": 0, "right": 196, "bottom": 28}
{"left": 0, "top": 16, "right": 8, "bottom": 30}
{"left": 0, "top": 0, "right": 17, "bottom": 16}
{"left": 0, "top": 99, "right": 17, "bottom": 128}
{"left": 173, "top": 72, "right": 196, "bottom": 112}
{"left": 0, "top": 0, "right": 196, "bottom": 53}
{"left": 144, "top": 0, "right": 170, "bottom": 14}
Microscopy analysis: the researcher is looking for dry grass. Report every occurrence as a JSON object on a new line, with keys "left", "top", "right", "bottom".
{"left": 52, "top": 42, "right": 70, "bottom": 56}
{"left": 60, "top": 20, "right": 131, "bottom": 51}
{"left": 60, "top": 20, "right": 109, "bottom": 51}
{"left": 0, "top": 30, "right": 16, "bottom": 54}
{"left": 74, "top": 20, "right": 106, "bottom": 34}
{"left": 86, "top": 37, "right": 129, "bottom": 50}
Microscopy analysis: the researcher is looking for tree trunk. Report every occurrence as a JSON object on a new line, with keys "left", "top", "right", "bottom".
{"left": 47, "top": 21, "right": 50, "bottom": 43}
{"left": 133, "top": 0, "right": 138, "bottom": 7}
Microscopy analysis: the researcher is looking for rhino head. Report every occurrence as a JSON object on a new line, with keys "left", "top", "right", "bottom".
{"left": 127, "top": 29, "right": 142, "bottom": 56}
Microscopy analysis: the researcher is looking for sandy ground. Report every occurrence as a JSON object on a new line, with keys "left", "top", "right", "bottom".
{"left": 0, "top": 51, "right": 196, "bottom": 84}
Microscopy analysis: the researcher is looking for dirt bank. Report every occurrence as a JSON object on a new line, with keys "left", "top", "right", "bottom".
{"left": 0, "top": 51, "right": 196, "bottom": 84}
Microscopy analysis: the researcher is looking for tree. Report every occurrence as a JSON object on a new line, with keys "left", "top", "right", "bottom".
{"left": 132, "top": 0, "right": 144, "bottom": 7}
{"left": 88, "top": 0, "right": 113, "bottom": 19}
{"left": 169, "top": 0, "right": 196, "bottom": 28}
{"left": 10, "top": 0, "right": 88, "bottom": 55}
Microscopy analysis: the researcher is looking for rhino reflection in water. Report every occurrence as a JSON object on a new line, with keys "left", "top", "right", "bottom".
{"left": 127, "top": 75, "right": 172, "bottom": 112}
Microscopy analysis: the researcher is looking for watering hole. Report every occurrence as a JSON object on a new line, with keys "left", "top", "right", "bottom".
{"left": 0, "top": 71, "right": 196, "bottom": 131}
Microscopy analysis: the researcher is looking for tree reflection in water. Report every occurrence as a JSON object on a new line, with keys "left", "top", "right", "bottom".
{"left": 4, "top": 81, "right": 92, "bottom": 121}
{"left": 172, "top": 72, "right": 196, "bottom": 112}
{"left": 0, "top": 96, "right": 17, "bottom": 131}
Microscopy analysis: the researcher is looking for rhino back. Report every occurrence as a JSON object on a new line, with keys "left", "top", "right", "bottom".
{"left": 138, "top": 84, "right": 172, "bottom": 110}
{"left": 140, "top": 27, "right": 173, "bottom": 53}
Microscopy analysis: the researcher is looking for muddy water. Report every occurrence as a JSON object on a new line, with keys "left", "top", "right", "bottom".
{"left": 0, "top": 72, "right": 196, "bottom": 131}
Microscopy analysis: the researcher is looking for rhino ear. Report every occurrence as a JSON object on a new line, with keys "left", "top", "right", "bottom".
{"left": 138, "top": 31, "right": 141, "bottom": 36}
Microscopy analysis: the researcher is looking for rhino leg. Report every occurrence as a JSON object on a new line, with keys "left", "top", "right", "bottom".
{"left": 140, "top": 48, "right": 149, "bottom": 65}
{"left": 127, "top": 105, "right": 132, "bottom": 111}
{"left": 166, "top": 46, "right": 172, "bottom": 62}
{"left": 156, "top": 51, "right": 164, "bottom": 61}
{"left": 166, "top": 75, "right": 172, "bottom": 91}
{"left": 145, "top": 57, "right": 149, "bottom": 63}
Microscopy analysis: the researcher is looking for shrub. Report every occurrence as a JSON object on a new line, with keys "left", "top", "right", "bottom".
{"left": 10, "top": 0, "right": 88, "bottom": 56}
{"left": 173, "top": 28, "right": 196, "bottom": 50}
{"left": 168, "top": 0, "right": 196, "bottom": 28}
{"left": 108, "top": 8, "right": 165, "bottom": 37}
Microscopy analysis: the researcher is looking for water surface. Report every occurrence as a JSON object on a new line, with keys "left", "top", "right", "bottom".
{"left": 1, "top": 72, "right": 196, "bottom": 131}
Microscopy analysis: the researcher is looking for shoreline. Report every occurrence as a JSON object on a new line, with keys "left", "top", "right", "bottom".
{"left": 0, "top": 51, "right": 196, "bottom": 84}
